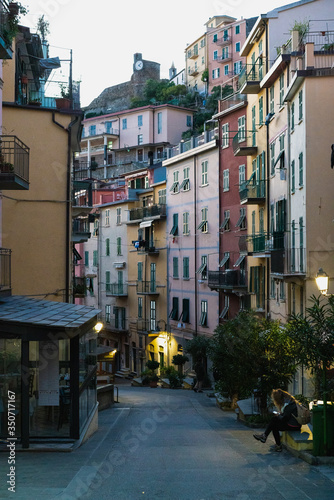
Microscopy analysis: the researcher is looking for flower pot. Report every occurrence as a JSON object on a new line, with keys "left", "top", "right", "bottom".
{"left": 149, "top": 380, "right": 158, "bottom": 388}
{"left": 55, "top": 98, "right": 71, "bottom": 110}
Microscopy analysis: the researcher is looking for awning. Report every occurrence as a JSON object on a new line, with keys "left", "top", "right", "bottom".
{"left": 196, "top": 263, "right": 207, "bottom": 274}
{"left": 39, "top": 57, "right": 61, "bottom": 70}
{"left": 140, "top": 220, "right": 153, "bottom": 228}
{"left": 234, "top": 254, "right": 246, "bottom": 267}
{"left": 274, "top": 150, "right": 285, "bottom": 167}
{"left": 73, "top": 248, "right": 82, "bottom": 261}
{"left": 219, "top": 254, "right": 230, "bottom": 268}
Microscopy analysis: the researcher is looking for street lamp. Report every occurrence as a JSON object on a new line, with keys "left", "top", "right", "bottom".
{"left": 315, "top": 268, "right": 330, "bottom": 296}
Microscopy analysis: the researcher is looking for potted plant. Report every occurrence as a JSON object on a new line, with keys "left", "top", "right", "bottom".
{"left": 28, "top": 98, "right": 42, "bottom": 106}
{"left": 0, "top": 154, "right": 14, "bottom": 173}
{"left": 145, "top": 359, "right": 160, "bottom": 388}
{"left": 55, "top": 83, "right": 72, "bottom": 110}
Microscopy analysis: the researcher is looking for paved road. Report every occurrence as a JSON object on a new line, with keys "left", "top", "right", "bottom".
{"left": 76, "top": 387, "right": 334, "bottom": 500}
{"left": 1, "top": 386, "right": 334, "bottom": 500}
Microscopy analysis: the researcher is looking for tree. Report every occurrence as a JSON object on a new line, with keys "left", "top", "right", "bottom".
{"left": 172, "top": 354, "right": 189, "bottom": 375}
{"left": 184, "top": 335, "right": 210, "bottom": 363}
{"left": 36, "top": 14, "right": 50, "bottom": 43}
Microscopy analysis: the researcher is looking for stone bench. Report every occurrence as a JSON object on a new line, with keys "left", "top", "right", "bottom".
{"left": 281, "top": 424, "right": 313, "bottom": 452}
{"left": 183, "top": 378, "right": 194, "bottom": 390}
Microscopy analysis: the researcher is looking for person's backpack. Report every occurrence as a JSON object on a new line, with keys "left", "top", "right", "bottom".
{"left": 293, "top": 401, "right": 311, "bottom": 425}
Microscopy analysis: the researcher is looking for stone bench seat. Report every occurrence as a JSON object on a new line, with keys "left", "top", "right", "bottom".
{"left": 281, "top": 424, "right": 313, "bottom": 452}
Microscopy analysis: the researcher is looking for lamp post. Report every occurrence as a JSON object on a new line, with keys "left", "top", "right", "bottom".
{"left": 315, "top": 267, "right": 332, "bottom": 455}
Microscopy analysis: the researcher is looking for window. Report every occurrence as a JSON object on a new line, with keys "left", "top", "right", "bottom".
{"left": 93, "top": 250, "right": 98, "bottom": 267}
{"left": 236, "top": 41, "right": 241, "bottom": 52}
{"left": 183, "top": 212, "right": 189, "bottom": 235}
{"left": 105, "top": 209, "right": 110, "bottom": 226}
{"left": 201, "top": 161, "right": 208, "bottom": 186}
{"left": 270, "top": 142, "right": 276, "bottom": 175}
{"left": 235, "top": 24, "right": 240, "bottom": 34}
{"left": 252, "top": 105, "right": 256, "bottom": 146}
{"left": 222, "top": 47, "right": 228, "bottom": 60}
{"left": 158, "top": 189, "right": 166, "bottom": 205}
{"left": 291, "top": 160, "right": 295, "bottom": 193}
{"left": 223, "top": 169, "right": 229, "bottom": 191}
{"left": 84, "top": 251, "right": 89, "bottom": 267}
{"left": 106, "top": 271, "right": 110, "bottom": 292}
{"left": 220, "top": 295, "right": 229, "bottom": 319}
{"left": 122, "top": 118, "right": 127, "bottom": 130}
{"left": 157, "top": 112, "right": 162, "bottom": 134}
{"left": 150, "top": 263, "right": 156, "bottom": 292}
{"left": 269, "top": 86, "right": 275, "bottom": 114}
{"left": 212, "top": 68, "right": 220, "bottom": 79}
{"left": 238, "top": 116, "right": 245, "bottom": 142}
{"left": 219, "top": 252, "right": 230, "bottom": 269}
{"left": 201, "top": 38, "right": 206, "bottom": 47}
{"left": 138, "top": 297, "right": 143, "bottom": 318}
{"left": 138, "top": 134, "right": 143, "bottom": 145}
{"left": 170, "top": 213, "right": 178, "bottom": 236}
{"left": 197, "top": 207, "right": 208, "bottom": 233}
{"left": 280, "top": 280, "right": 285, "bottom": 301}
{"left": 236, "top": 207, "right": 246, "bottom": 229}
{"left": 197, "top": 255, "right": 207, "bottom": 280}
{"left": 180, "top": 167, "right": 190, "bottom": 191}
{"left": 223, "top": 29, "right": 228, "bottom": 40}
{"left": 180, "top": 299, "right": 190, "bottom": 323}
{"left": 270, "top": 277, "right": 276, "bottom": 299}
{"left": 239, "top": 164, "right": 246, "bottom": 186}
{"left": 298, "top": 89, "right": 303, "bottom": 120}
{"left": 106, "top": 238, "right": 110, "bottom": 256}
{"left": 213, "top": 50, "right": 218, "bottom": 60}
{"left": 150, "top": 301, "right": 156, "bottom": 332}
{"left": 298, "top": 152, "right": 303, "bottom": 187}
{"left": 234, "top": 61, "right": 242, "bottom": 74}
{"left": 89, "top": 125, "right": 96, "bottom": 136}
{"left": 116, "top": 208, "right": 121, "bottom": 225}
{"left": 279, "top": 74, "right": 284, "bottom": 106}
{"left": 145, "top": 176, "right": 149, "bottom": 189}
{"left": 183, "top": 257, "right": 189, "bottom": 279}
{"left": 173, "top": 257, "right": 179, "bottom": 278}
{"left": 105, "top": 305, "right": 111, "bottom": 323}
{"left": 259, "top": 96, "right": 263, "bottom": 125}
{"left": 170, "top": 170, "right": 179, "bottom": 193}
{"left": 291, "top": 102, "right": 295, "bottom": 130}
{"left": 116, "top": 237, "right": 122, "bottom": 255}
{"left": 137, "top": 262, "right": 143, "bottom": 281}
{"left": 213, "top": 33, "right": 218, "bottom": 42}
{"left": 199, "top": 300, "right": 208, "bottom": 327}
{"left": 221, "top": 209, "right": 230, "bottom": 231}
{"left": 291, "top": 220, "right": 296, "bottom": 271}
{"left": 276, "top": 199, "right": 286, "bottom": 232}
{"left": 93, "top": 219, "right": 99, "bottom": 236}
{"left": 222, "top": 123, "right": 229, "bottom": 148}
{"left": 224, "top": 65, "right": 229, "bottom": 75}
{"left": 270, "top": 203, "right": 275, "bottom": 234}
{"left": 299, "top": 217, "right": 304, "bottom": 271}
{"left": 187, "top": 115, "right": 192, "bottom": 127}
{"left": 259, "top": 207, "right": 264, "bottom": 234}
{"left": 170, "top": 297, "right": 179, "bottom": 320}
{"left": 138, "top": 115, "right": 143, "bottom": 127}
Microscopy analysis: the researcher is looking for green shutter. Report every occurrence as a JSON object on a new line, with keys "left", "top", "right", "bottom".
{"left": 85, "top": 251, "right": 89, "bottom": 266}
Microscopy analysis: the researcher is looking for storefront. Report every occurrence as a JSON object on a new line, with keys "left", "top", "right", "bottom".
{"left": 0, "top": 296, "right": 100, "bottom": 448}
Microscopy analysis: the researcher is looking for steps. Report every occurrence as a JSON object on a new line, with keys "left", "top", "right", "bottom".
{"left": 115, "top": 368, "right": 137, "bottom": 379}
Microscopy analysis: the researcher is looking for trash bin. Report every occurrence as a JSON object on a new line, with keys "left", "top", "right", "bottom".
{"left": 312, "top": 404, "right": 334, "bottom": 456}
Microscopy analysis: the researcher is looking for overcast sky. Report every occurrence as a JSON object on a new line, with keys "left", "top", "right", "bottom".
{"left": 23, "top": 0, "right": 293, "bottom": 106}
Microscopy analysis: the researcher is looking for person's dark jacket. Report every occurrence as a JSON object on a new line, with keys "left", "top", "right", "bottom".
{"left": 278, "top": 401, "right": 300, "bottom": 427}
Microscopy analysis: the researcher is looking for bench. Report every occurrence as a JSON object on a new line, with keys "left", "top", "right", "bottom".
{"left": 281, "top": 424, "right": 313, "bottom": 452}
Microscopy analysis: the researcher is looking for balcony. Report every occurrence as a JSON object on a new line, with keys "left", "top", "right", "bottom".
{"left": 0, "top": 1, "right": 14, "bottom": 59}
{"left": 0, "top": 136, "right": 29, "bottom": 190}
{"left": 188, "top": 49, "right": 199, "bottom": 59}
{"left": 218, "top": 93, "right": 247, "bottom": 114}
{"left": 238, "top": 63, "right": 263, "bottom": 94}
{"left": 232, "top": 132, "right": 257, "bottom": 157}
{"left": 128, "top": 204, "right": 166, "bottom": 222}
{"left": 72, "top": 179, "right": 93, "bottom": 217}
{"left": 208, "top": 269, "right": 246, "bottom": 291}
{"left": 189, "top": 67, "right": 199, "bottom": 76}
{"left": 106, "top": 283, "right": 128, "bottom": 297}
{"left": 73, "top": 276, "right": 86, "bottom": 298}
{"left": 107, "top": 317, "right": 128, "bottom": 332}
{"left": 217, "top": 54, "right": 232, "bottom": 63}
{"left": 137, "top": 319, "right": 151, "bottom": 334}
{"left": 284, "top": 248, "right": 306, "bottom": 280}
{"left": 72, "top": 218, "right": 91, "bottom": 243}
{"left": 215, "top": 35, "right": 231, "bottom": 47}
{"left": 0, "top": 248, "right": 11, "bottom": 296}
{"left": 136, "top": 281, "right": 159, "bottom": 295}
{"left": 248, "top": 232, "right": 271, "bottom": 256}
{"left": 239, "top": 179, "right": 266, "bottom": 205}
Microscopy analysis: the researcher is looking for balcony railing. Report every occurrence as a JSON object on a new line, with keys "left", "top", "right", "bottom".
{"left": 73, "top": 276, "right": 86, "bottom": 297}
{"left": 0, "top": 248, "right": 11, "bottom": 293}
{"left": 106, "top": 283, "right": 128, "bottom": 296}
{"left": 72, "top": 219, "right": 91, "bottom": 243}
{"left": 285, "top": 248, "right": 306, "bottom": 276}
{"left": 137, "top": 319, "right": 151, "bottom": 333}
{"left": 248, "top": 232, "right": 269, "bottom": 254}
{"left": 208, "top": 269, "right": 246, "bottom": 290}
{"left": 0, "top": 136, "right": 29, "bottom": 190}
{"left": 239, "top": 179, "right": 266, "bottom": 204}
{"left": 106, "top": 318, "right": 128, "bottom": 331}
{"left": 232, "top": 132, "right": 257, "bottom": 157}
{"left": 129, "top": 204, "right": 166, "bottom": 222}
{"left": 215, "top": 35, "right": 231, "bottom": 46}
{"left": 136, "top": 281, "right": 159, "bottom": 295}
{"left": 218, "top": 93, "right": 247, "bottom": 114}
{"left": 238, "top": 63, "right": 263, "bottom": 93}
{"left": 0, "top": 1, "right": 14, "bottom": 59}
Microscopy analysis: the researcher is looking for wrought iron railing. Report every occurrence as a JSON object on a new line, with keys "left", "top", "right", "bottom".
{"left": 106, "top": 283, "right": 128, "bottom": 296}
{"left": 0, "top": 135, "right": 29, "bottom": 183}
{"left": 129, "top": 204, "right": 166, "bottom": 221}
{"left": 238, "top": 63, "right": 263, "bottom": 88}
{"left": 136, "top": 281, "right": 159, "bottom": 294}
{"left": 208, "top": 269, "right": 246, "bottom": 289}
{"left": 239, "top": 180, "right": 266, "bottom": 203}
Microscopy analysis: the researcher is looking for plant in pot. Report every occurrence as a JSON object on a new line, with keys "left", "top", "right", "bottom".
{"left": 55, "top": 83, "right": 72, "bottom": 110}
{"left": 0, "top": 153, "right": 14, "bottom": 173}
{"left": 145, "top": 359, "right": 160, "bottom": 387}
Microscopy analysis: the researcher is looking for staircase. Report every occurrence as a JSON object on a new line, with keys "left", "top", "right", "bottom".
{"left": 114, "top": 368, "right": 137, "bottom": 379}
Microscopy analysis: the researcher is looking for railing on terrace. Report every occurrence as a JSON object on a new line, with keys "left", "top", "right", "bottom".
{"left": 137, "top": 319, "right": 151, "bottom": 333}
{"left": 238, "top": 63, "right": 263, "bottom": 88}
{"left": 136, "top": 281, "right": 159, "bottom": 294}
{"left": 248, "top": 232, "right": 269, "bottom": 253}
{"left": 129, "top": 204, "right": 166, "bottom": 221}
{"left": 285, "top": 248, "right": 306, "bottom": 275}
{"left": 73, "top": 276, "right": 86, "bottom": 296}
{"left": 0, "top": 135, "right": 29, "bottom": 183}
{"left": 82, "top": 126, "right": 119, "bottom": 138}
{"left": 166, "top": 129, "right": 218, "bottom": 160}
{"left": 107, "top": 318, "right": 128, "bottom": 331}
{"left": 215, "top": 35, "right": 231, "bottom": 46}
{"left": 239, "top": 179, "right": 266, "bottom": 203}
{"left": 0, "top": 248, "right": 11, "bottom": 290}
{"left": 73, "top": 219, "right": 90, "bottom": 234}
{"left": 106, "top": 283, "right": 128, "bottom": 296}
{"left": 208, "top": 269, "right": 246, "bottom": 289}
{"left": 218, "top": 93, "right": 247, "bottom": 113}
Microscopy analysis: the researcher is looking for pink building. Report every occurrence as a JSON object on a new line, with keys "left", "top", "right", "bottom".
{"left": 206, "top": 16, "right": 256, "bottom": 94}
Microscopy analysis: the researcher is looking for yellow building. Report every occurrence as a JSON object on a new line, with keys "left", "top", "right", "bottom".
{"left": 1, "top": 27, "right": 82, "bottom": 301}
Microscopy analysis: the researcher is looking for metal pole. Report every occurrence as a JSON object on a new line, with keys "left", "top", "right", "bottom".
{"left": 323, "top": 363, "right": 328, "bottom": 455}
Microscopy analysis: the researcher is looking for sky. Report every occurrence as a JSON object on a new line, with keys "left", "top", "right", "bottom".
{"left": 22, "top": 0, "right": 293, "bottom": 107}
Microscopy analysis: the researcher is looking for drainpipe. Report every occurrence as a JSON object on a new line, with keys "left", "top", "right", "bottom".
{"left": 52, "top": 112, "right": 81, "bottom": 303}
{"left": 265, "top": 21, "right": 270, "bottom": 318}
{"left": 194, "top": 155, "right": 198, "bottom": 336}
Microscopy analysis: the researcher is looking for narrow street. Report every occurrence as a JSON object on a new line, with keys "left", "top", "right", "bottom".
{"left": 75, "top": 386, "right": 334, "bottom": 500}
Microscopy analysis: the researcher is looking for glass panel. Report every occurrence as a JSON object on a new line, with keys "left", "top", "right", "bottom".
{"left": 0, "top": 339, "right": 21, "bottom": 438}
{"left": 79, "top": 331, "right": 97, "bottom": 433}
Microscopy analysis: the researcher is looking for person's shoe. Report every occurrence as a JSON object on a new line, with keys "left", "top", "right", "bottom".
{"left": 253, "top": 433, "right": 267, "bottom": 443}
{"left": 193, "top": 388, "right": 197, "bottom": 392}
{"left": 273, "top": 444, "right": 282, "bottom": 452}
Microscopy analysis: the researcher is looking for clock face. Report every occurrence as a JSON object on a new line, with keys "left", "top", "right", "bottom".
{"left": 135, "top": 60, "right": 143, "bottom": 70}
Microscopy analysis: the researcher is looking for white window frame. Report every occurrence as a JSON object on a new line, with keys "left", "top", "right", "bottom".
{"left": 183, "top": 212, "right": 189, "bottom": 235}
{"left": 222, "top": 123, "right": 229, "bottom": 148}
{"left": 116, "top": 208, "right": 121, "bottom": 225}
{"left": 223, "top": 169, "right": 229, "bottom": 192}
{"left": 238, "top": 116, "right": 245, "bottom": 142}
{"left": 105, "top": 209, "right": 110, "bottom": 226}
{"left": 201, "top": 161, "right": 208, "bottom": 186}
